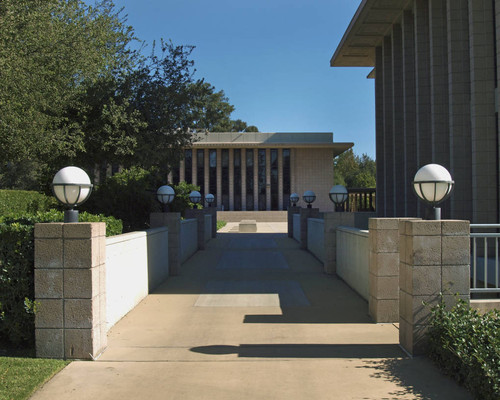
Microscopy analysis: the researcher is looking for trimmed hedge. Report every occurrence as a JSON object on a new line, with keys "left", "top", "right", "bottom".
{"left": 0, "top": 189, "right": 58, "bottom": 216}
{"left": 0, "top": 210, "right": 122, "bottom": 348}
{"left": 427, "top": 298, "right": 500, "bottom": 399}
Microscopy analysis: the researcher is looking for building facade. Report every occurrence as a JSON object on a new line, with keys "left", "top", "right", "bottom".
{"left": 168, "top": 132, "right": 352, "bottom": 211}
{"left": 331, "top": 0, "right": 499, "bottom": 223}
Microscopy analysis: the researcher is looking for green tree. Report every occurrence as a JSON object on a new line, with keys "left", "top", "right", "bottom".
{"left": 0, "top": 0, "right": 134, "bottom": 164}
{"left": 334, "top": 149, "right": 376, "bottom": 188}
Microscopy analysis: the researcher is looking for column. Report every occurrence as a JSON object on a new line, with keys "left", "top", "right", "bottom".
{"left": 265, "top": 148, "right": 271, "bottom": 210}
{"left": 299, "top": 207, "right": 320, "bottom": 250}
{"left": 399, "top": 220, "right": 470, "bottom": 355}
{"left": 375, "top": 46, "right": 386, "bottom": 216}
{"left": 229, "top": 148, "right": 234, "bottom": 211}
{"left": 185, "top": 209, "right": 206, "bottom": 251}
{"left": 403, "top": 10, "right": 418, "bottom": 217}
{"left": 239, "top": 150, "right": 245, "bottom": 212}
{"left": 191, "top": 149, "right": 197, "bottom": 186}
{"left": 278, "top": 149, "right": 284, "bottom": 211}
{"left": 323, "top": 212, "right": 356, "bottom": 275}
{"left": 287, "top": 206, "right": 300, "bottom": 238}
{"left": 383, "top": 36, "right": 394, "bottom": 217}
{"left": 179, "top": 159, "right": 185, "bottom": 182}
{"left": 216, "top": 149, "right": 222, "bottom": 209}
{"left": 414, "top": 0, "right": 432, "bottom": 168}
{"left": 34, "top": 223, "right": 107, "bottom": 360}
{"left": 392, "top": 24, "right": 405, "bottom": 217}
{"left": 469, "top": 0, "right": 497, "bottom": 224}
{"left": 447, "top": 0, "right": 472, "bottom": 221}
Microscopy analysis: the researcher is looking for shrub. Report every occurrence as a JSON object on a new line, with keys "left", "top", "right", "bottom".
{"left": 0, "top": 211, "right": 122, "bottom": 347}
{"left": 427, "top": 297, "right": 500, "bottom": 399}
{"left": 169, "top": 181, "right": 203, "bottom": 216}
{"left": 0, "top": 190, "right": 58, "bottom": 216}
{"left": 216, "top": 220, "right": 227, "bottom": 231}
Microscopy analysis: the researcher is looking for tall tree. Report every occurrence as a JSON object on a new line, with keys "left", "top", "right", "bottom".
{"left": 334, "top": 149, "right": 376, "bottom": 188}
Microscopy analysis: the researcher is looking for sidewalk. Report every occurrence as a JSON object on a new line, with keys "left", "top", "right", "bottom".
{"left": 31, "top": 228, "right": 472, "bottom": 399}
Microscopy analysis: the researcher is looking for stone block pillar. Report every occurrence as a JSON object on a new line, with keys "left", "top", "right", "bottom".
{"left": 185, "top": 209, "right": 206, "bottom": 251}
{"left": 207, "top": 207, "right": 217, "bottom": 238}
{"left": 323, "top": 212, "right": 355, "bottom": 274}
{"left": 399, "top": 220, "right": 470, "bottom": 356}
{"left": 287, "top": 206, "right": 300, "bottom": 238}
{"left": 150, "top": 212, "right": 181, "bottom": 276}
{"left": 34, "top": 223, "right": 107, "bottom": 360}
{"left": 299, "top": 207, "right": 320, "bottom": 250}
{"left": 368, "top": 218, "right": 419, "bottom": 323}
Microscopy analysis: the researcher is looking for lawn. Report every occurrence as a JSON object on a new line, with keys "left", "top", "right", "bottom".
{"left": 0, "top": 357, "right": 69, "bottom": 400}
{"left": 216, "top": 220, "right": 227, "bottom": 230}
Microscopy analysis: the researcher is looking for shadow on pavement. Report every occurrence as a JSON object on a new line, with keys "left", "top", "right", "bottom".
{"left": 190, "top": 343, "right": 406, "bottom": 358}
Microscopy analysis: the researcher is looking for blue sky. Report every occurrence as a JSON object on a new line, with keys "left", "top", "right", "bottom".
{"left": 108, "top": 0, "right": 375, "bottom": 158}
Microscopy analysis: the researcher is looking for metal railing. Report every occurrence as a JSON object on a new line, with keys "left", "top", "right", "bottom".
{"left": 335, "top": 188, "right": 376, "bottom": 212}
{"left": 470, "top": 224, "right": 500, "bottom": 293}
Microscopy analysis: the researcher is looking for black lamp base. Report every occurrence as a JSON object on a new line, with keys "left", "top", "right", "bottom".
{"left": 64, "top": 210, "right": 79, "bottom": 223}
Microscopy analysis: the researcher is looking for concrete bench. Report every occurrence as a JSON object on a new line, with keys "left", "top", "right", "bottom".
{"left": 239, "top": 220, "right": 257, "bottom": 232}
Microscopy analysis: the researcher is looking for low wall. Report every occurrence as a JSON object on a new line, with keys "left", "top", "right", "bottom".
{"left": 106, "top": 227, "right": 169, "bottom": 331}
{"left": 204, "top": 214, "right": 212, "bottom": 243}
{"left": 217, "top": 211, "right": 287, "bottom": 222}
{"left": 336, "top": 226, "right": 370, "bottom": 301}
{"left": 293, "top": 214, "right": 301, "bottom": 242}
{"left": 307, "top": 218, "right": 325, "bottom": 262}
{"left": 181, "top": 219, "right": 198, "bottom": 263}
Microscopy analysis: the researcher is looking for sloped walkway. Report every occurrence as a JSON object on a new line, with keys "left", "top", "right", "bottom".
{"left": 31, "top": 229, "right": 471, "bottom": 400}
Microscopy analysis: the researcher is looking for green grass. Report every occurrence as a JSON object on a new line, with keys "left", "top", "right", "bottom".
{"left": 0, "top": 356, "right": 69, "bottom": 400}
{"left": 216, "top": 220, "right": 227, "bottom": 231}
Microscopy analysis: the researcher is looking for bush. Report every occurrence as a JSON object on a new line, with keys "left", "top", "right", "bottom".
{"left": 0, "top": 211, "right": 122, "bottom": 348}
{"left": 0, "top": 190, "right": 58, "bottom": 216}
{"left": 169, "top": 181, "right": 203, "bottom": 216}
{"left": 427, "top": 297, "right": 500, "bottom": 399}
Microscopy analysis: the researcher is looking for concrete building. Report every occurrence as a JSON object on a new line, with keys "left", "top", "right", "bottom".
{"left": 168, "top": 132, "right": 352, "bottom": 212}
{"left": 331, "top": 0, "right": 499, "bottom": 223}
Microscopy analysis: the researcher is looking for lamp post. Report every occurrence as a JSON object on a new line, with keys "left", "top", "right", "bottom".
{"left": 157, "top": 185, "right": 175, "bottom": 212}
{"left": 290, "top": 193, "right": 299, "bottom": 207}
{"left": 329, "top": 185, "right": 348, "bottom": 211}
{"left": 303, "top": 190, "right": 316, "bottom": 209}
{"left": 52, "top": 166, "right": 93, "bottom": 223}
{"left": 189, "top": 190, "right": 202, "bottom": 208}
{"left": 412, "top": 164, "right": 454, "bottom": 220}
{"left": 205, "top": 193, "right": 215, "bottom": 207}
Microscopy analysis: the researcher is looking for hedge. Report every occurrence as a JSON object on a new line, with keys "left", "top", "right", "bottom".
{"left": 427, "top": 298, "right": 500, "bottom": 399}
{"left": 0, "top": 210, "right": 122, "bottom": 348}
{"left": 0, "top": 189, "right": 58, "bottom": 216}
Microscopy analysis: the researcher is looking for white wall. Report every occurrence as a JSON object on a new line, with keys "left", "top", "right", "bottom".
{"left": 204, "top": 214, "right": 212, "bottom": 243}
{"left": 105, "top": 227, "right": 169, "bottom": 331}
{"left": 181, "top": 219, "right": 198, "bottom": 263}
{"left": 307, "top": 218, "right": 325, "bottom": 262}
{"left": 336, "top": 226, "right": 369, "bottom": 301}
{"left": 293, "top": 213, "right": 301, "bottom": 242}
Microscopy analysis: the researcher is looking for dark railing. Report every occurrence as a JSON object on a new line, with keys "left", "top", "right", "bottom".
{"left": 335, "top": 188, "right": 376, "bottom": 212}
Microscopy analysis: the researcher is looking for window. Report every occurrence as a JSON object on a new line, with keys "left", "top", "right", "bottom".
{"left": 271, "top": 149, "right": 278, "bottom": 210}
{"left": 283, "top": 149, "right": 291, "bottom": 209}
{"left": 197, "top": 149, "right": 204, "bottom": 195}
{"left": 184, "top": 149, "right": 192, "bottom": 184}
{"left": 246, "top": 149, "right": 254, "bottom": 210}
{"left": 258, "top": 149, "right": 266, "bottom": 210}
{"left": 209, "top": 150, "right": 217, "bottom": 201}
{"left": 233, "top": 149, "right": 241, "bottom": 210}
{"left": 221, "top": 149, "right": 229, "bottom": 210}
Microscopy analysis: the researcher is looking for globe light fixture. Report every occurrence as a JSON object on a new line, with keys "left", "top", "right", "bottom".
{"left": 290, "top": 193, "right": 299, "bottom": 207}
{"left": 412, "top": 164, "right": 454, "bottom": 220}
{"left": 52, "top": 166, "right": 93, "bottom": 223}
{"left": 303, "top": 190, "right": 316, "bottom": 209}
{"left": 189, "top": 190, "right": 202, "bottom": 208}
{"left": 205, "top": 193, "right": 215, "bottom": 207}
{"left": 329, "top": 185, "right": 348, "bottom": 211}
{"left": 156, "top": 185, "right": 175, "bottom": 212}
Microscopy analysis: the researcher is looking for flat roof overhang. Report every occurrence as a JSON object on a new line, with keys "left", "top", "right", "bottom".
{"left": 330, "top": 0, "right": 411, "bottom": 67}
{"left": 191, "top": 142, "right": 354, "bottom": 158}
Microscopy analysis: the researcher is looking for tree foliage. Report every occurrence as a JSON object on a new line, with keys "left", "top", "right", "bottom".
{"left": 334, "top": 149, "right": 376, "bottom": 188}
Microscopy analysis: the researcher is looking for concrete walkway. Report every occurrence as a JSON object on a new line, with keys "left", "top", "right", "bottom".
{"left": 31, "top": 228, "right": 472, "bottom": 400}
